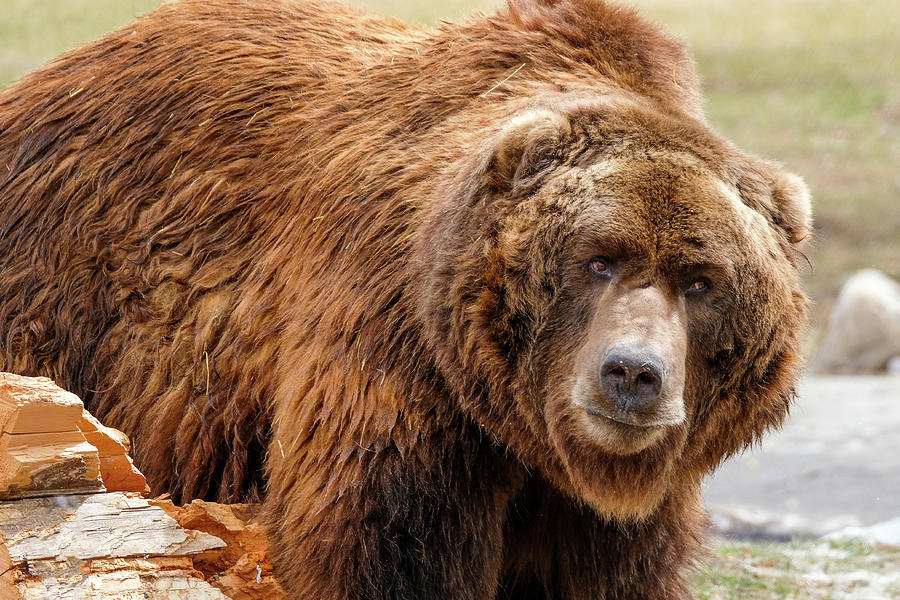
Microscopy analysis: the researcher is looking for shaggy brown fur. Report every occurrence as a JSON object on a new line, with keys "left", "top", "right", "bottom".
{"left": 0, "top": 0, "right": 811, "bottom": 598}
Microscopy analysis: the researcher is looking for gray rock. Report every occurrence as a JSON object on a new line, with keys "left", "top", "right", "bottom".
{"left": 888, "top": 356, "right": 900, "bottom": 374}
{"left": 812, "top": 269, "right": 900, "bottom": 374}
{"left": 823, "top": 516, "right": 900, "bottom": 547}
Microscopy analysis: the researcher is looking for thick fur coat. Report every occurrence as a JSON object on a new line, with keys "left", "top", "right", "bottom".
{"left": 0, "top": 0, "right": 810, "bottom": 598}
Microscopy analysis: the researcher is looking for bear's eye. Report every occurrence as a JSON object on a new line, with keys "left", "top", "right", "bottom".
{"left": 685, "top": 278, "right": 710, "bottom": 296}
{"left": 588, "top": 257, "right": 613, "bottom": 279}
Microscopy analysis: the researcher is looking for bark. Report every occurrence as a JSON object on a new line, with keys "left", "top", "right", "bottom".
{"left": 0, "top": 373, "right": 285, "bottom": 600}
{"left": 0, "top": 373, "right": 147, "bottom": 499}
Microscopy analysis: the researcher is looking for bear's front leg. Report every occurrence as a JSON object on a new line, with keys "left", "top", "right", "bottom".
{"left": 266, "top": 406, "right": 524, "bottom": 600}
{"left": 501, "top": 476, "right": 706, "bottom": 600}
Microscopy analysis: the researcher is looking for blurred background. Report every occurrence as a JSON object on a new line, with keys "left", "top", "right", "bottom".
{"left": 2, "top": 0, "right": 897, "bottom": 352}
{"left": 2, "top": 1, "right": 899, "bottom": 597}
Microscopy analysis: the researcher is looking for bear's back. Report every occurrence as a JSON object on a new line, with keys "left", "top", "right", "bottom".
{"left": 0, "top": 0, "right": 704, "bottom": 504}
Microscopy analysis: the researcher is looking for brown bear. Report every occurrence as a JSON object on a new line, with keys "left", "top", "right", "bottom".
{"left": 0, "top": 0, "right": 811, "bottom": 598}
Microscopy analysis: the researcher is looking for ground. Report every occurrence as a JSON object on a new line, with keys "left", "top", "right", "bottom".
{"left": 704, "top": 376, "right": 900, "bottom": 528}
{"left": 694, "top": 538, "right": 900, "bottom": 600}
{"left": 700, "top": 374, "right": 900, "bottom": 598}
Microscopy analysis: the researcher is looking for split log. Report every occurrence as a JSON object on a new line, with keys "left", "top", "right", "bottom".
{"left": 152, "top": 499, "right": 286, "bottom": 600}
{"left": 0, "top": 373, "right": 148, "bottom": 498}
{"left": 0, "top": 373, "right": 284, "bottom": 599}
{"left": 0, "top": 492, "right": 227, "bottom": 599}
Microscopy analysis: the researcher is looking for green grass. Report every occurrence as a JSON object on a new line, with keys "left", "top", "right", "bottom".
{"left": 0, "top": 0, "right": 162, "bottom": 88}
{"left": 2, "top": 0, "right": 898, "bottom": 351}
{"left": 693, "top": 538, "right": 900, "bottom": 599}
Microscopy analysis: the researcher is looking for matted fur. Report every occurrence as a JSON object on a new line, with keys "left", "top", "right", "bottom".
{"left": 0, "top": 0, "right": 809, "bottom": 598}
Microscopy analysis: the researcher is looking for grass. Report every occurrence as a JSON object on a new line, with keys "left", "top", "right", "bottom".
{"left": 0, "top": 0, "right": 162, "bottom": 88}
{"left": 2, "top": 0, "right": 898, "bottom": 351}
{"left": 694, "top": 537, "right": 900, "bottom": 599}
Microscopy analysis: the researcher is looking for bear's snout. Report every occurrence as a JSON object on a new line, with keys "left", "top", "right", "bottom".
{"left": 598, "top": 345, "right": 664, "bottom": 414}
{"left": 571, "top": 282, "right": 688, "bottom": 438}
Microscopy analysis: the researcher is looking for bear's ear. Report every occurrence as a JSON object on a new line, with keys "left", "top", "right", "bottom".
{"left": 771, "top": 171, "right": 812, "bottom": 244}
{"left": 484, "top": 109, "right": 572, "bottom": 195}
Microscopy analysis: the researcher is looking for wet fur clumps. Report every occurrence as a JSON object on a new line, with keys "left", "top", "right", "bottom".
{"left": 0, "top": 1, "right": 810, "bottom": 598}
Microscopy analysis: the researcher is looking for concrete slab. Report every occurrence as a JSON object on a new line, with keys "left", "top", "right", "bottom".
{"left": 703, "top": 375, "right": 900, "bottom": 530}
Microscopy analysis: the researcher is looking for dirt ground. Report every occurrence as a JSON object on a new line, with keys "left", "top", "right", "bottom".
{"left": 701, "top": 375, "right": 900, "bottom": 599}
{"left": 704, "top": 375, "right": 900, "bottom": 534}
{"left": 695, "top": 537, "right": 900, "bottom": 600}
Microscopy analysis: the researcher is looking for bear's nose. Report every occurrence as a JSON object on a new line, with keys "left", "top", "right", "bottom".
{"left": 599, "top": 346, "right": 665, "bottom": 413}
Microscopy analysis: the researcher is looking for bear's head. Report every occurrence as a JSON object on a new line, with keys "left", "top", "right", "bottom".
{"left": 418, "top": 93, "right": 810, "bottom": 520}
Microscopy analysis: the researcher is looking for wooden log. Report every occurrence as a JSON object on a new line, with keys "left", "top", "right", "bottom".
{"left": 0, "top": 492, "right": 227, "bottom": 599}
{"left": 79, "top": 411, "right": 149, "bottom": 495}
{"left": 152, "top": 499, "right": 286, "bottom": 600}
{"left": 0, "top": 374, "right": 283, "bottom": 598}
{"left": 0, "top": 430, "right": 103, "bottom": 499}
{"left": 0, "top": 374, "right": 83, "bottom": 435}
{"left": 0, "top": 374, "right": 148, "bottom": 499}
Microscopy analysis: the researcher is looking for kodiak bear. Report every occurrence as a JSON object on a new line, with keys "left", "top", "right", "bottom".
{"left": 0, "top": 0, "right": 811, "bottom": 598}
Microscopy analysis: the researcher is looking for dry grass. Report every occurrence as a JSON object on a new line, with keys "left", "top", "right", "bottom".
{"left": 2, "top": 0, "right": 898, "bottom": 353}
{"left": 0, "top": 0, "right": 162, "bottom": 88}
{"left": 694, "top": 537, "right": 900, "bottom": 599}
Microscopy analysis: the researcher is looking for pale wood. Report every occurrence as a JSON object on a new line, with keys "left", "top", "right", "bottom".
{"left": 0, "top": 374, "right": 283, "bottom": 599}
{"left": 0, "top": 374, "right": 83, "bottom": 435}
{"left": 0, "top": 492, "right": 228, "bottom": 600}
{"left": 0, "top": 432, "right": 103, "bottom": 499}
{"left": 79, "top": 411, "right": 148, "bottom": 494}
{"left": 152, "top": 499, "right": 286, "bottom": 600}
{"left": 0, "top": 374, "right": 148, "bottom": 499}
{"left": 11, "top": 556, "right": 230, "bottom": 600}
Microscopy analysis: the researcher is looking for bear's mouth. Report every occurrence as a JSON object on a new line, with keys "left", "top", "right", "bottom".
{"left": 584, "top": 406, "right": 678, "bottom": 429}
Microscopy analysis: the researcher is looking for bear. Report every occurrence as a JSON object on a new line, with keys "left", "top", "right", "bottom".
{"left": 0, "top": 0, "right": 811, "bottom": 598}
